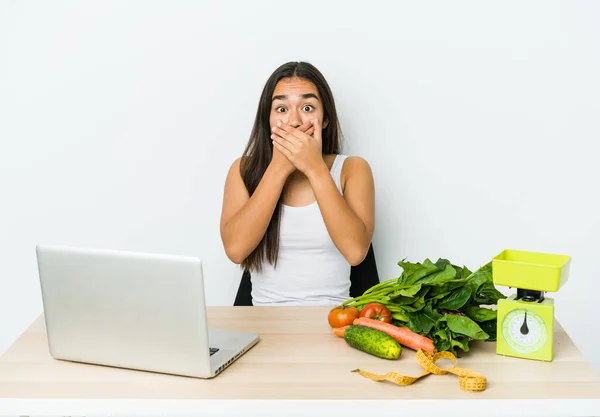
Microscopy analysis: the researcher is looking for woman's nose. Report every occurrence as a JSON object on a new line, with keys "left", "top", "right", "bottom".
{"left": 287, "top": 109, "right": 301, "bottom": 127}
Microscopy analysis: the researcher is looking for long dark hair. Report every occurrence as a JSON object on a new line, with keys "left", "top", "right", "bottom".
{"left": 240, "top": 61, "right": 342, "bottom": 272}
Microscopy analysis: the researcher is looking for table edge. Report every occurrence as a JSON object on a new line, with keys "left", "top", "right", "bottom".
{"left": 0, "top": 398, "right": 599, "bottom": 417}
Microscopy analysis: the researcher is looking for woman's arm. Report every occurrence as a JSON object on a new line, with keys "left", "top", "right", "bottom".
{"left": 219, "top": 155, "right": 292, "bottom": 264}
{"left": 307, "top": 156, "right": 375, "bottom": 265}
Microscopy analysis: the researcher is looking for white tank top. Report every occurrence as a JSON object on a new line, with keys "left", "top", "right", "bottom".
{"left": 251, "top": 154, "right": 351, "bottom": 306}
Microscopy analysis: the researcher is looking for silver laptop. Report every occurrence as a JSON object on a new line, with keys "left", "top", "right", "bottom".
{"left": 35, "top": 244, "right": 259, "bottom": 379}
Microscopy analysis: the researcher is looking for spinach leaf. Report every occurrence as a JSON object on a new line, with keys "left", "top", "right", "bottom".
{"left": 400, "top": 298, "right": 426, "bottom": 312}
{"left": 478, "top": 320, "right": 498, "bottom": 341}
{"left": 435, "top": 258, "right": 452, "bottom": 269}
{"left": 404, "top": 306, "right": 442, "bottom": 334}
{"left": 440, "top": 314, "right": 490, "bottom": 340}
{"left": 429, "top": 291, "right": 453, "bottom": 302}
{"left": 392, "top": 287, "right": 429, "bottom": 305}
{"left": 433, "top": 328, "right": 449, "bottom": 341}
{"left": 427, "top": 281, "right": 466, "bottom": 300}
{"left": 466, "top": 262, "right": 493, "bottom": 295}
{"left": 398, "top": 284, "right": 422, "bottom": 297}
{"left": 400, "top": 259, "right": 441, "bottom": 286}
{"left": 432, "top": 326, "right": 451, "bottom": 351}
{"left": 434, "top": 338, "right": 451, "bottom": 352}
{"left": 404, "top": 315, "right": 422, "bottom": 334}
{"left": 451, "top": 336, "right": 471, "bottom": 353}
{"left": 454, "top": 265, "right": 473, "bottom": 281}
{"left": 417, "top": 264, "right": 458, "bottom": 286}
{"left": 464, "top": 306, "right": 497, "bottom": 322}
{"left": 421, "top": 306, "right": 443, "bottom": 332}
{"left": 432, "top": 325, "right": 455, "bottom": 353}
{"left": 474, "top": 282, "right": 506, "bottom": 305}
{"left": 391, "top": 295, "right": 417, "bottom": 305}
{"left": 397, "top": 259, "right": 423, "bottom": 277}
{"left": 437, "top": 286, "right": 472, "bottom": 310}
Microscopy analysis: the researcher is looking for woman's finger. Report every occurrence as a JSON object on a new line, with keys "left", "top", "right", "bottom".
{"left": 299, "top": 120, "right": 312, "bottom": 132}
{"left": 272, "top": 135, "right": 295, "bottom": 153}
{"left": 311, "top": 119, "right": 322, "bottom": 142}
{"left": 272, "top": 140, "right": 293, "bottom": 159}
{"left": 272, "top": 127, "right": 300, "bottom": 147}
{"left": 274, "top": 123, "right": 307, "bottom": 143}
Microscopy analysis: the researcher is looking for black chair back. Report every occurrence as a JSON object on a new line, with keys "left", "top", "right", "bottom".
{"left": 233, "top": 243, "right": 380, "bottom": 306}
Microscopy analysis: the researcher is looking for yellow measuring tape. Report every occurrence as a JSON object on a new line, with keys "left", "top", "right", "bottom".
{"left": 351, "top": 348, "right": 487, "bottom": 392}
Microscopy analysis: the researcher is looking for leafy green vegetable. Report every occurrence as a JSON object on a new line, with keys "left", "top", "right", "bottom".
{"left": 397, "top": 284, "right": 422, "bottom": 297}
{"left": 466, "top": 262, "right": 493, "bottom": 295}
{"left": 451, "top": 337, "right": 471, "bottom": 353}
{"left": 454, "top": 265, "right": 473, "bottom": 280}
{"left": 427, "top": 281, "right": 465, "bottom": 300}
{"left": 464, "top": 306, "right": 497, "bottom": 322}
{"left": 342, "top": 258, "right": 506, "bottom": 355}
{"left": 404, "top": 306, "right": 442, "bottom": 335}
{"left": 399, "top": 259, "right": 440, "bottom": 286}
{"left": 439, "top": 315, "right": 489, "bottom": 340}
{"left": 417, "top": 264, "right": 458, "bottom": 286}
{"left": 478, "top": 320, "right": 498, "bottom": 341}
{"left": 437, "top": 286, "right": 472, "bottom": 310}
{"left": 474, "top": 282, "right": 506, "bottom": 305}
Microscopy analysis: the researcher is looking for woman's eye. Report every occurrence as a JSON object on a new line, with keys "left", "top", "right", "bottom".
{"left": 303, "top": 105, "right": 314, "bottom": 112}
{"left": 276, "top": 107, "right": 286, "bottom": 113}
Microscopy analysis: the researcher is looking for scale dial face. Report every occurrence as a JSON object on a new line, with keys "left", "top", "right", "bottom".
{"left": 502, "top": 308, "right": 548, "bottom": 354}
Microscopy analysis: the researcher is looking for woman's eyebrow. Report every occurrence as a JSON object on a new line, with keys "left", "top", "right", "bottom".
{"left": 272, "top": 93, "right": 320, "bottom": 102}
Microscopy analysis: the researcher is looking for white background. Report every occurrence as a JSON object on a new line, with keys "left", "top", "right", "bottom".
{"left": 1, "top": 0, "right": 598, "bottom": 376}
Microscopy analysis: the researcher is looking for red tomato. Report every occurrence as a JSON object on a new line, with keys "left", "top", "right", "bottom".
{"left": 359, "top": 303, "right": 393, "bottom": 323}
{"left": 328, "top": 305, "right": 359, "bottom": 328}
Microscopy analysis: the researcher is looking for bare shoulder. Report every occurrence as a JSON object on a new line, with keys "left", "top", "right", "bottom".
{"left": 341, "top": 156, "right": 374, "bottom": 189}
{"left": 223, "top": 156, "right": 248, "bottom": 192}
{"left": 221, "top": 156, "right": 250, "bottom": 226}
{"left": 230, "top": 156, "right": 243, "bottom": 171}
{"left": 343, "top": 156, "right": 372, "bottom": 173}
{"left": 225, "top": 156, "right": 245, "bottom": 179}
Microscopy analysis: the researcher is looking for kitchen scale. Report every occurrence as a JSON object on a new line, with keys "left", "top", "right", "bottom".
{"left": 492, "top": 249, "right": 571, "bottom": 362}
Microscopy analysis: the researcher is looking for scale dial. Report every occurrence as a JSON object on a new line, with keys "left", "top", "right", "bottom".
{"left": 502, "top": 308, "right": 548, "bottom": 354}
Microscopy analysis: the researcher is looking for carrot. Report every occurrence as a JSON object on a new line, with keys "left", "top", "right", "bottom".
{"left": 353, "top": 318, "right": 435, "bottom": 355}
{"left": 332, "top": 325, "right": 350, "bottom": 337}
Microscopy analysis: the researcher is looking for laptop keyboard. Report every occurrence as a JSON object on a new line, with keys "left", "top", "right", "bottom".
{"left": 209, "top": 347, "right": 219, "bottom": 356}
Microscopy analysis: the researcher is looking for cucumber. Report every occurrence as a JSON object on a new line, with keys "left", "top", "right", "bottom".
{"left": 344, "top": 325, "right": 402, "bottom": 359}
